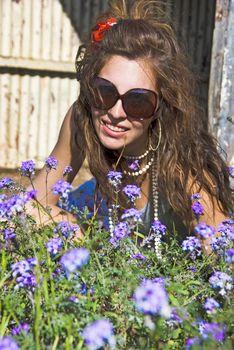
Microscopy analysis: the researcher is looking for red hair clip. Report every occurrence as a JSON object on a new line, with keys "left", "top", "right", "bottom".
{"left": 92, "top": 17, "right": 117, "bottom": 43}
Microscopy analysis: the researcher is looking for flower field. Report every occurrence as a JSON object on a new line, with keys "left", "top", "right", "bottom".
{"left": 0, "top": 161, "right": 233, "bottom": 350}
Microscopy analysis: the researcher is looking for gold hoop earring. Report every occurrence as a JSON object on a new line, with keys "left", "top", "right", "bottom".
{"left": 149, "top": 118, "right": 162, "bottom": 152}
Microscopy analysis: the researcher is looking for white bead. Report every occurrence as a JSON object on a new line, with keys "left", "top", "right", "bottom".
{"left": 124, "top": 147, "right": 151, "bottom": 160}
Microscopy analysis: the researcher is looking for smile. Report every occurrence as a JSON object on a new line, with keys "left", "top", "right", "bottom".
{"left": 102, "top": 121, "right": 128, "bottom": 133}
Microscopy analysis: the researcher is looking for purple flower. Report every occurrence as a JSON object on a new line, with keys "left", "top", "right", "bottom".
{"left": 113, "top": 222, "right": 130, "bottom": 239}
{"left": 199, "top": 321, "right": 226, "bottom": 342}
{"left": 209, "top": 271, "right": 233, "bottom": 296}
{"left": 46, "top": 237, "right": 63, "bottom": 256}
{"left": 0, "top": 195, "right": 25, "bottom": 219}
{"left": 228, "top": 166, "right": 234, "bottom": 177}
{"left": 122, "top": 184, "right": 141, "bottom": 202}
{"left": 140, "top": 276, "right": 167, "bottom": 287}
{"left": 45, "top": 156, "right": 58, "bottom": 170}
{"left": 0, "top": 337, "right": 19, "bottom": 350}
{"left": 0, "top": 194, "right": 7, "bottom": 202}
{"left": 52, "top": 267, "right": 63, "bottom": 279}
{"left": 19, "top": 160, "right": 36, "bottom": 177}
{"left": 182, "top": 236, "right": 201, "bottom": 252}
{"left": 182, "top": 236, "right": 201, "bottom": 260}
{"left": 191, "top": 193, "right": 201, "bottom": 200}
{"left": 109, "top": 221, "right": 130, "bottom": 245}
{"left": 107, "top": 171, "right": 123, "bottom": 189}
{"left": 185, "top": 337, "right": 200, "bottom": 349}
{"left": 0, "top": 191, "right": 36, "bottom": 220}
{"left": 225, "top": 248, "right": 234, "bottom": 263}
{"left": 24, "top": 189, "right": 37, "bottom": 201}
{"left": 191, "top": 201, "right": 204, "bottom": 216}
{"left": 194, "top": 223, "right": 215, "bottom": 239}
{"left": 218, "top": 221, "right": 234, "bottom": 241}
{"left": 203, "top": 298, "right": 220, "bottom": 314}
{"left": 187, "top": 266, "right": 197, "bottom": 272}
{"left": 52, "top": 180, "right": 72, "bottom": 200}
{"left": 11, "top": 258, "right": 37, "bottom": 277}
{"left": 63, "top": 165, "right": 73, "bottom": 176}
{"left": 54, "top": 221, "right": 79, "bottom": 238}
{"left": 0, "top": 177, "right": 15, "bottom": 189}
{"left": 60, "top": 248, "right": 90, "bottom": 275}
{"left": 68, "top": 295, "right": 79, "bottom": 303}
{"left": 82, "top": 319, "right": 116, "bottom": 350}
{"left": 11, "top": 258, "right": 37, "bottom": 290}
{"left": 152, "top": 277, "right": 167, "bottom": 286}
{"left": 151, "top": 220, "right": 167, "bottom": 236}
{"left": 3, "top": 229, "right": 16, "bottom": 240}
{"left": 210, "top": 235, "right": 229, "bottom": 254}
{"left": 121, "top": 208, "right": 142, "bottom": 221}
{"left": 15, "top": 273, "right": 36, "bottom": 289}
{"left": 121, "top": 208, "right": 142, "bottom": 229}
{"left": 166, "top": 307, "right": 183, "bottom": 328}
{"left": 130, "top": 253, "right": 147, "bottom": 261}
{"left": 128, "top": 160, "right": 140, "bottom": 170}
{"left": 12, "top": 323, "right": 30, "bottom": 336}
{"left": 80, "top": 283, "right": 95, "bottom": 295}
{"left": 134, "top": 279, "right": 171, "bottom": 317}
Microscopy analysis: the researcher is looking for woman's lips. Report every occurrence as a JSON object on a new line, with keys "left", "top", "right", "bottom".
{"left": 101, "top": 120, "right": 128, "bottom": 138}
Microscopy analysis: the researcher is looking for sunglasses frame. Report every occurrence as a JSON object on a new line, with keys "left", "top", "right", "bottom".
{"left": 90, "top": 76, "right": 159, "bottom": 119}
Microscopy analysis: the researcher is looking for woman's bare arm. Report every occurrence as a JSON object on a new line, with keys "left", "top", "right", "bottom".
{"left": 192, "top": 186, "right": 229, "bottom": 254}
{"left": 26, "top": 103, "right": 85, "bottom": 228}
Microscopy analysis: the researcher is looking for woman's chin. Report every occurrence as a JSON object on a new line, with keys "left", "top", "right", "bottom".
{"left": 100, "top": 138, "right": 125, "bottom": 151}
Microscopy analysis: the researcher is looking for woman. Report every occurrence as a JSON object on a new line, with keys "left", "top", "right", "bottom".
{"left": 29, "top": 0, "right": 233, "bottom": 250}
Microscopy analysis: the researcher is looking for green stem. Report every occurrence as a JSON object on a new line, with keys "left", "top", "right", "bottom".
{"left": 52, "top": 336, "right": 59, "bottom": 350}
{"left": 45, "top": 171, "right": 49, "bottom": 207}
{"left": 93, "top": 251, "right": 106, "bottom": 289}
{"left": 29, "top": 177, "right": 42, "bottom": 225}
{"left": 183, "top": 287, "right": 207, "bottom": 306}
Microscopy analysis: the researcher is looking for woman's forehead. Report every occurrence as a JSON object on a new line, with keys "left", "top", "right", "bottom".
{"left": 98, "top": 55, "right": 156, "bottom": 91}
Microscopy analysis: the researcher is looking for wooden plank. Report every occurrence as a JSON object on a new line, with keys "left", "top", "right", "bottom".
{"left": 47, "top": 77, "right": 60, "bottom": 153}
{"left": 218, "top": 0, "right": 234, "bottom": 164}
{"left": 208, "top": 0, "right": 230, "bottom": 135}
{"left": 41, "top": 0, "right": 52, "bottom": 60}
{"left": 31, "top": 0, "right": 42, "bottom": 59}
{"left": 61, "top": 0, "right": 72, "bottom": 61}
{"left": 21, "top": 0, "right": 31, "bottom": 58}
{"left": 51, "top": 0, "right": 62, "bottom": 61}
{"left": 8, "top": 75, "right": 20, "bottom": 167}
{"left": 37, "top": 76, "right": 50, "bottom": 166}
{"left": 1, "top": 0, "right": 12, "bottom": 56}
{"left": 27, "top": 76, "right": 40, "bottom": 161}
{"left": 18, "top": 75, "right": 30, "bottom": 164}
{"left": 11, "top": 0, "right": 22, "bottom": 57}
{"left": 0, "top": 74, "right": 10, "bottom": 167}
{"left": 0, "top": 57, "right": 76, "bottom": 73}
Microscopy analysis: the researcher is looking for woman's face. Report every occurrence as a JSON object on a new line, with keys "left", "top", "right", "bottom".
{"left": 91, "top": 55, "right": 157, "bottom": 156}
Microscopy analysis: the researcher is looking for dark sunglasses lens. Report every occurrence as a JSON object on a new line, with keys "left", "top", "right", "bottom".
{"left": 92, "top": 78, "right": 117, "bottom": 110}
{"left": 124, "top": 90, "right": 157, "bottom": 118}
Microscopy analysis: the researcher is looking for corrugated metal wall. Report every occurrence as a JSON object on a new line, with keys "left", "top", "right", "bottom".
{"left": 0, "top": 0, "right": 216, "bottom": 169}
{"left": 0, "top": 0, "right": 81, "bottom": 168}
{"left": 171, "top": 0, "right": 216, "bottom": 110}
{"left": 209, "top": 0, "right": 234, "bottom": 166}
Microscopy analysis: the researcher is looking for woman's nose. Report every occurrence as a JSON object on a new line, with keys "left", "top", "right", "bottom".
{"left": 108, "top": 98, "right": 127, "bottom": 119}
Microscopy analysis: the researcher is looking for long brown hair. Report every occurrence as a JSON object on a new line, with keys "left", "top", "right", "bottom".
{"left": 75, "top": 0, "right": 233, "bottom": 226}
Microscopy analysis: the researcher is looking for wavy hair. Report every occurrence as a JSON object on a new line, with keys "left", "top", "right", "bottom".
{"left": 75, "top": 0, "right": 233, "bottom": 226}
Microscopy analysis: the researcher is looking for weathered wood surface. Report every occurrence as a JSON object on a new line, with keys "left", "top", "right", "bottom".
{"left": 0, "top": 0, "right": 80, "bottom": 169}
{"left": 209, "top": 0, "right": 234, "bottom": 165}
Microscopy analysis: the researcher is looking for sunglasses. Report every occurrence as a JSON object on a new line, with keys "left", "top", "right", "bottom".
{"left": 90, "top": 77, "right": 158, "bottom": 119}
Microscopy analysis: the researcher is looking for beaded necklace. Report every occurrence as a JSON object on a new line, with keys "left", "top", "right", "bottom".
{"left": 108, "top": 150, "right": 162, "bottom": 259}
